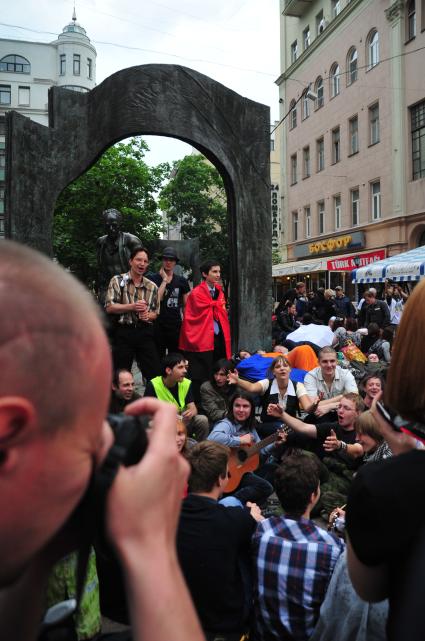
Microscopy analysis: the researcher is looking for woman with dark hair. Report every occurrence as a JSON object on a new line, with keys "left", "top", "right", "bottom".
{"left": 200, "top": 358, "right": 238, "bottom": 424}
{"left": 360, "top": 322, "right": 380, "bottom": 355}
{"left": 208, "top": 391, "right": 282, "bottom": 505}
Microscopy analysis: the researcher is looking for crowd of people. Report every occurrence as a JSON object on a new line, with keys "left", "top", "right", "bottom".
{"left": 2, "top": 240, "right": 424, "bottom": 641}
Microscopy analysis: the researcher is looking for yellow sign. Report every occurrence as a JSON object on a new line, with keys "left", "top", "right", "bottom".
{"left": 309, "top": 235, "right": 352, "bottom": 255}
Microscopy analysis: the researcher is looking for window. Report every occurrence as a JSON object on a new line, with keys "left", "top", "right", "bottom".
{"left": 303, "top": 26, "right": 311, "bottom": 50}
{"left": 369, "top": 103, "right": 380, "bottom": 145}
{"left": 330, "top": 63, "right": 340, "bottom": 97}
{"left": 292, "top": 211, "right": 299, "bottom": 241}
{"left": 305, "top": 206, "right": 312, "bottom": 238}
{"left": 0, "top": 54, "right": 30, "bottom": 73}
{"left": 332, "top": 0, "right": 341, "bottom": 18}
{"left": 289, "top": 99, "right": 297, "bottom": 129}
{"left": 0, "top": 85, "right": 11, "bottom": 105}
{"left": 411, "top": 100, "right": 425, "bottom": 179}
{"left": 334, "top": 195, "right": 342, "bottom": 229}
{"left": 347, "top": 48, "right": 358, "bottom": 85}
{"left": 332, "top": 127, "right": 341, "bottom": 164}
{"left": 18, "top": 86, "right": 30, "bottom": 106}
{"left": 349, "top": 116, "right": 359, "bottom": 155}
{"left": 291, "top": 41, "right": 298, "bottom": 63}
{"left": 317, "top": 137, "right": 325, "bottom": 172}
{"left": 303, "top": 146, "right": 311, "bottom": 178}
{"left": 270, "top": 138, "right": 275, "bottom": 152}
{"left": 60, "top": 54, "right": 66, "bottom": 75}
{"left": 302, "top": 92, "right": 310, "bottom": 119}
{"left": 87, "top": 57, "right": 93, "bottom": 79}
{"left": 318, "top": 201, "right": 325, "bottom": 234}
{"left": 351, "top": 188, "right": 360, "bottom": 225}
{"left": 290, "top": 154, "right": 297, "bottom": 185}
{"left": 0, "top": 145, "right": 5, "bottom": 181}
{"left": 371, "top": 181, "right": 381, "bottom": 220}
{"left": 315, "top": 76, "right": 324, "bottom": 109}
{"left": 407, "top": 1, "right": 416, "bottom": 39}
{"left": 0, "top": 187, "right": 4, "bottom": 218}
{"left": 367, "top": 30, "right": 379, "bottom": 69}
{"left": 316, "top": 10, "right": 324, "bottom": 35}
{"left": 73, "top": 54, "right": 81, "bottom": 75}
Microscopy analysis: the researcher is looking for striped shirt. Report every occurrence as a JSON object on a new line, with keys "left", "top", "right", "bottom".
{"left": 252, "top": 515, "right": 345, "bottom": 641}
{"left": 105, "top": 271, "right": 160, "bottom": 325}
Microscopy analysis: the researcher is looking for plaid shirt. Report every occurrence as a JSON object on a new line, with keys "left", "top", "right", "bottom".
{"left": 105, "top": 272, "right": 160, "bottom": 325}
{"left": 252, "top": 515, "right": 345, "bottom": 641}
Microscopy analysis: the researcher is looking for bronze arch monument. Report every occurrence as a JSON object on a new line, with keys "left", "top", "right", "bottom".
{"left": 5, "top": 64, "right": 271, "bottom": 350}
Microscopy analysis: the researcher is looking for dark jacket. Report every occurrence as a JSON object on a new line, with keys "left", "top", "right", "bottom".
{"left": 334, "top": 295, "right": 354, "bottom": 318}
{"left": 364, "top": 300, "right": 390, "bottom": 328}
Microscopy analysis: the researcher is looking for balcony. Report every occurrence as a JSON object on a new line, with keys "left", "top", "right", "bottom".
{"left": 282, "top": 0, "right": 314, "bottom": 17}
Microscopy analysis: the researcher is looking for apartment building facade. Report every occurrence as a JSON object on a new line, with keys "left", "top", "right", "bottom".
{"left": 0, "top": 11, "right": 96, "bottom": 236}
{"left": 274, "top": 0, "right": 425, "bottom": 294}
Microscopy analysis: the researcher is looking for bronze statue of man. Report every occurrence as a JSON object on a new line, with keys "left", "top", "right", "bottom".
{"left": 96, "top": 208, "right": 142, "bottom": 304}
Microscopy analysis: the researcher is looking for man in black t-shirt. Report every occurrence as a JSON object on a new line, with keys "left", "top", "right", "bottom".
{"left": 147, "top": 247, "right": 190, "bottom": 358}
{"left": 280, "top": 392, "right": 365, "bottom": 516}
{"left": 177, "top": 441, "right": 263, "bottom": 640}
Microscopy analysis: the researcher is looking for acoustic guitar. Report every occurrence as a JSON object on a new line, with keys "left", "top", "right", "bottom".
{"left": 226, "top": 427, "right": 290, "bottom": 493}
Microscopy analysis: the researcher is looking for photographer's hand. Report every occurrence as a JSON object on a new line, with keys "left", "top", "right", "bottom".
{"left": 106, "top": 398, "right": 204, "bottom": 641}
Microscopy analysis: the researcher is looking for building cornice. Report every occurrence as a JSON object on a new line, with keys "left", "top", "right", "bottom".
{"left": 276, "top": 0, "right": 364, "bottom": 86}
{"left": 385, "top": 0, "right": 404, "bottom": 23}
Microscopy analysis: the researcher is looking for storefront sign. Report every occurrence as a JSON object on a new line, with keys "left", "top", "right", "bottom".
{"left": 271, "top": 184, "right": 280, "bottom": 250}
{"left": 327, "top": 249, "right": 386, "bottom": 271}
{"left": 294, "top": 231, "right": 365, "bottom": 259}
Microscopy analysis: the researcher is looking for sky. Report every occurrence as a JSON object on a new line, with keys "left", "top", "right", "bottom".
{"left": 0, "top": 0, "right": 281, "bottom": 166}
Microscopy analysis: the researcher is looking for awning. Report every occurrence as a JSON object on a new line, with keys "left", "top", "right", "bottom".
{"left": 351, "top": 246, "right": 425, "bottom": 283}
{"left": 272, "top": 257, "right": 327, "bottom": 277}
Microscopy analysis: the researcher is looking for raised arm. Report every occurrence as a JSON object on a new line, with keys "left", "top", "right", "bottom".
{"left": 227, "top": 369, "right": 264, "bottom": 394}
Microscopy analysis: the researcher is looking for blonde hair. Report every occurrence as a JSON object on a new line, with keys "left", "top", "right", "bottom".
{"left": 355, "top": 410, "right": 383, "bottom": 444}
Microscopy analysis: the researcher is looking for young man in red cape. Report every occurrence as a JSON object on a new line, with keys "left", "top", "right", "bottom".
{"left": 179, "top": 259, "right": 231, "bottom": 406}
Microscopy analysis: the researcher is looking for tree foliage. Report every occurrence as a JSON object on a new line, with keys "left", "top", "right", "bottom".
{"left": 159, "top": 154, "right": 230, "bottom": 290}
{"left": 53, "top": 137, "right": 167, "bottom": 286}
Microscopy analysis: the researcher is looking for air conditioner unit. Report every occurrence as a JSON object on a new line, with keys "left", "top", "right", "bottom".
{"left": 319, "top": 19, "right": 328, "bottom": 34}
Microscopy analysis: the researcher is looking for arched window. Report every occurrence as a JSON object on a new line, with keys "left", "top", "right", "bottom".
{"left": 330, "top": 63, "right": 340, "bottom": 97}
{"left": 315, "top": 76, "right": 324, "bottom": 109}
{"left": 0, "top": 54, "right": 30, "bottom": 73}
{"left": 367, "top": 30, "right": 379, "bottom": 69}
{"left": 407, "top": 0, "right": 416, "bottom": 39}
{"left": 289, "top": 99, "right": 297, "bottom": 129}
{"left": 347, "top": 47, "right": 358, "bottom": 85}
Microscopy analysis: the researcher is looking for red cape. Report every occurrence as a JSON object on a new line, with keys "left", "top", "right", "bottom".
{"left": 179, "top": 281, "right": 231, "bottom": 357}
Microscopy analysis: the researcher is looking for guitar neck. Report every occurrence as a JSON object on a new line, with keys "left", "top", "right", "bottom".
{"left": 248, "top": 432, "right": 279, "bottom": 457}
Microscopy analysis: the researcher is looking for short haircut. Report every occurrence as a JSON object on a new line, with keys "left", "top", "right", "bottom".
{"left": 354, "top": 410, "right": 383, "bottom": 444}
{"left": 364, "top": 290, "right": 376, "bottom": 299}
{"left": 0, "top": 241, "right": 109, "bottom": 434}
{"left": 386, "top": 280, "right": 425, "bottom": 423}
{"left": 274, "top": 453, "right": 320, "bottom": 517}
{"left": 187, "top": 441, "right": 230, "bottom": 493}
{"left": 341, "top": 392, "right": 365, "bottom": 413}
{"left": 113, "top": 368, "right": 133, "bottom": 387}
{"left": 103, "top": 208, "right": 122, "bottom": 222}
{"left": 200, "top": 259, "right": 220, "bottom": 277}
{"left": 161, "top": 352, "right": 186, "bottom": 376}
{"left": 296, "top": 282, "right": 305, "bottom": 289}
{"left": 130, "top": 245, "right": 149, "bottom": 260}
{"left": 227, "top": 391, "right": 257, "bottom": 431}
{"left": 318, "top": 346, "right": 337, "bottom": 360}
{"left": 360, "top": 373, "right": 384, "bottom": 395}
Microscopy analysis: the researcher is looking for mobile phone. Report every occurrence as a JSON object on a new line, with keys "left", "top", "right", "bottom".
{"left": 375, "top": 401, "right": 400, "bottom": 431}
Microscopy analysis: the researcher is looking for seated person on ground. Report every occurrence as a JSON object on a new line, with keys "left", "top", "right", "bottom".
{"left": 177, "top": 441, "right": 263, "bottom": 641}
{"left": 360, "top": 373, "right": 384, "bottom": 409}
{"left": 144, "top": 352, "right": 209, "bottom": 441}
{"left": 228, "top": 355, "right": 314, "bottom": 437}
{"left": 200, "top": 358, "right": 239, "bottom": 425}
{"left": 252, "top": 452, "right": 345, "bottom": 641}
{"left": 303, "top": 346, "right": 358, "bottom": 421}
{"left": 208, "top": 392, "right": 286, "bottom": 505}
{"left": 355, "top": 409, "right": 392, "bottom": 463}
{"left": 109, "top": 368, "right": 141, "bottom": 413}
{"left": 273, "top": 393, "right": 364, "bottom": 518}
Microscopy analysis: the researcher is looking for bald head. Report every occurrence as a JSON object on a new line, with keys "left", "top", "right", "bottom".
{"left": 0, "top": 241, "right": 111, "bottom": 432}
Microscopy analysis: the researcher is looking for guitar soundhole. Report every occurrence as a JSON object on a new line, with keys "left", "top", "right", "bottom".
{"left": 237, "top": 449, "right": 248, "bottom": 463}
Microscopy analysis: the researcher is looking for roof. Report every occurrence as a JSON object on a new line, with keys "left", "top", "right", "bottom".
{"left": 351, "top": 246, "right": 425, "bottom": 283}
